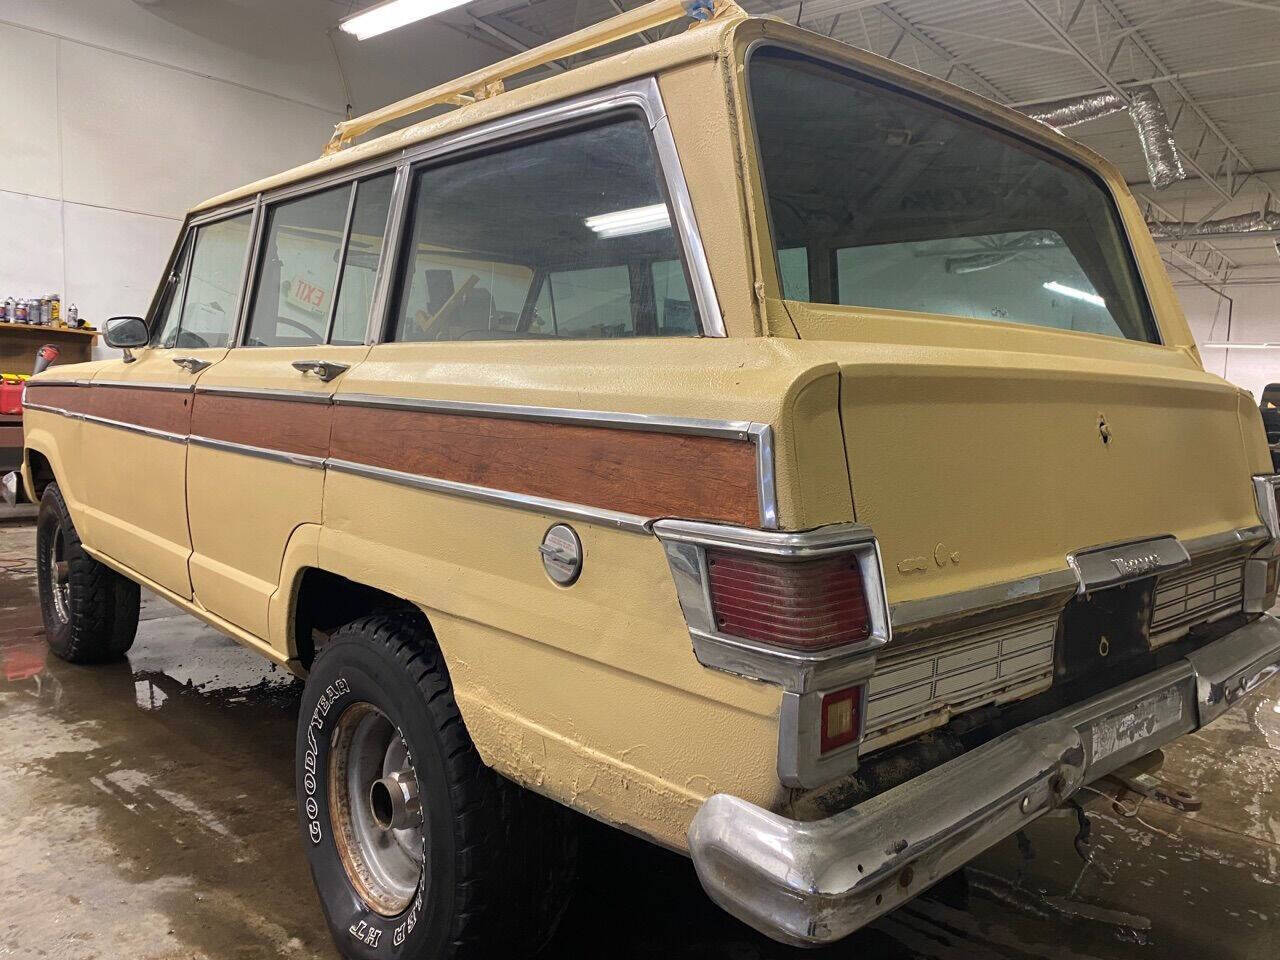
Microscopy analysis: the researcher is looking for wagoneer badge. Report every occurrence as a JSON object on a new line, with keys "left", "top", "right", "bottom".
{"left": 540, "top": 524, "right": 583, "bottom": 586}
{"left": 1111, "top": 553, "right": 1160, "bottom": 578}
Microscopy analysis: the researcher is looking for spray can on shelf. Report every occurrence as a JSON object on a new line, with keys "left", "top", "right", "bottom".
{"left": 50, "top": 296, "right": 61, "bottom": 326}
{"left": 67, "top": 303, "right": 79, "bottom": 327}
{"left": 14, "top": 300, "right": 28, "bottom": 324}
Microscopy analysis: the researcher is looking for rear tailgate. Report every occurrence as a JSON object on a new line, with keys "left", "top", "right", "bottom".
{"left": 827, "top": 321, "right": 1263, "bottom": 607}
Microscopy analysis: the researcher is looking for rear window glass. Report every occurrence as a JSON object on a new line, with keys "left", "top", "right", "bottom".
{"left": 388, "top": 116, "right": 700, "bottom": 342}
{"left": 748, "top": 47, "right": 1158, "bottom": 344}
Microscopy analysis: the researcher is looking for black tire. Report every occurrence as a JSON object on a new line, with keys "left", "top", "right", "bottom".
{"left": 36, "top": 482, "right": 140, "bottom": 663}
{"left": 297, "top": 609, "right": 578, "bottom": 960}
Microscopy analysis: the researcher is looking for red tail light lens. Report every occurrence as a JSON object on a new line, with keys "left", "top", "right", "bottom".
{"left": 705, "top": 549, "right": 870, "bottom": 651}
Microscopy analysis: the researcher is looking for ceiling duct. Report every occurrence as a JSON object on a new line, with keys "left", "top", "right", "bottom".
{"left": 1024, "top": 85, "right": 1186, "bottom": 191}
{"left": 1147, "top": 208, "right": 1280, "bottom": 240}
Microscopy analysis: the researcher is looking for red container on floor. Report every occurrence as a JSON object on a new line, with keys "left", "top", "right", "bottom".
{"left": 0, "top": 380, "right": 23, "bottom": 416}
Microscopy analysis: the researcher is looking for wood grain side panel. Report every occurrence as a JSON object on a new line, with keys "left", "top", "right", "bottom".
{"left": 21, "top": 384, "right": 84, "bottom": 411}
{"left": 331, "top": 406, "right": 760, "bottom": 525}
{"left": 89, "top": 387, "right": 191, "bottom": 435}
{"left": 191, "top": 394, "right": 331, "bottom": 459}
{"left": 0, "top": 423, "right": 22, "bottom": 444}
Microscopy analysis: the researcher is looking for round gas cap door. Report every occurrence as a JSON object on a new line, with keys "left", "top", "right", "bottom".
{"left": 539, "top": 524, "right": 583, "bottom": 586}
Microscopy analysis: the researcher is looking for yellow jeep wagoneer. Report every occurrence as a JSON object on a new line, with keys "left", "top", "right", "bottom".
{"left": 8, "top": 0, "right": 1280, "bottom": 953}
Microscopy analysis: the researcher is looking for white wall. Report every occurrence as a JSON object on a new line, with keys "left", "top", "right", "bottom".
{"left": 1181, "top": 282, "right": 1280, "bottom": 402}
{"left": 0, "top": 0, "right": 505, "bottom": 359}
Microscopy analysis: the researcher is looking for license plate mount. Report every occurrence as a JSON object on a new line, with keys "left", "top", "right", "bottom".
{"left": 1088, "top": 686, "right": 1184, "bottom": 765}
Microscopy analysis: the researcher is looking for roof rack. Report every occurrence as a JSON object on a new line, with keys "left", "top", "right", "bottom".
{"left": 323, "top": 0, "right": 742, "bottom": 155}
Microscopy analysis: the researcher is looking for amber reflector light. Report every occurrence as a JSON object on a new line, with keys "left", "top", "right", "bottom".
{"left": 820, "top": 685, "right": 863, "bottom": 754}
{"left": 705, "top": 549, "right": 871, "bottom": 650}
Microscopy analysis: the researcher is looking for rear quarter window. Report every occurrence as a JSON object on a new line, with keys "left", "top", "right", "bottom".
{"left": 387, "top": 115, "right": 701, "bottom": 342}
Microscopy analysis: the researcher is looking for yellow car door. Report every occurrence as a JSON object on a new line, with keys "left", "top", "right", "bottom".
{"left": 186, "top": 172, "right": 396, "bottom": 641}
{"left": 78, "top": 208, "right": 255, "bottom": 599}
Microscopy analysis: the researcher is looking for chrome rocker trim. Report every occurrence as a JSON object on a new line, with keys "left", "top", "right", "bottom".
{"left": 687, "top": 613, "right": 1280, "bottom": 947}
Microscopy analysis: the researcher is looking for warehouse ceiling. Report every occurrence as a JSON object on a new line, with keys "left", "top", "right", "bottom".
{"left": 330, "top": 0, "right": 1280, "bottom": 289}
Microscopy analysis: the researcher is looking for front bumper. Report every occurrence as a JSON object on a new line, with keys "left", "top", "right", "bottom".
{"left": 688, "top": 614, "right": 1280, "bottom": 946}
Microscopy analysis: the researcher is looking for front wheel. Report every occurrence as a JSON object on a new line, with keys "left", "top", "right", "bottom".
{"left": 296, "top": 610, "right": 577, "bottom": 959}
{"left": 36, "top": 482, "right": 140, "bottom": 663}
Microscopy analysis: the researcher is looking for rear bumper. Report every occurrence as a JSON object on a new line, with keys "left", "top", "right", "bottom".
{"left": 688, "top": 614, "right": 1280, "bottom": 946}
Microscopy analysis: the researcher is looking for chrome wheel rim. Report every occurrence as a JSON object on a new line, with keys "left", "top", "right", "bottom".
{"left": 48, "top": 526, "right": 70, "bottom": 624}
{"left": 329, "top": 703, "right": 425, "bottom": 916}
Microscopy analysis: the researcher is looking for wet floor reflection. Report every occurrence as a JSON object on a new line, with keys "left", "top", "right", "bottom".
{"left": 2, "top": 518, "right": 1279, "bottom": 959}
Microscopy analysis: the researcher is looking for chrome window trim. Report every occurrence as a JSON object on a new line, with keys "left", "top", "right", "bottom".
{"left": 325, "top": 178, "right": 362, "bottom": 345}
{"left": 327, "top": 457, "right": 652, "bottom": 533}
{"left": 189, "top": 434, "right": 325, "bottom": 469}
{"left": 333, "top": 392, "right": 758, "bottom": 440}
{"left": 89, "top": 380, "right": 195, "bottom": 393}
{"left": 365, "top": 163, "right": 411, "bottom": 345}
{"left": 21, "top": 379, "right": 86, "bottom": 389}
{"left": 194, "top": 385, "right": 332, "bottom": 404}
{"left": 188, "top": 197, "right": 258, "bottom": 229}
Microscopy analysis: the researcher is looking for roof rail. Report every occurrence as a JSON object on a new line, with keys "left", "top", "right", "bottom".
{"left": 323, "top": 0, "right": 743, "bottom": 155}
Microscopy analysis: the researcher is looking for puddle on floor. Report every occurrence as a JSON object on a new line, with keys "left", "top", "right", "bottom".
{"left": 2, "top": 518, "right": 1279, "bottom": 959}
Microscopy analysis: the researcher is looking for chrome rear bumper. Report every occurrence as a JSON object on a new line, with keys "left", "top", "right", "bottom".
{"left": 688, "top": 614, "right": 1280, "bottom": 946}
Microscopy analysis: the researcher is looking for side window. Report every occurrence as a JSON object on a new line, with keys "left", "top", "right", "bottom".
{"left": 778, "top": 247, "right": 810, "bottom": 301}
{"left": 245, "top": 185, "right": 350, "bottom": 347}
{"left": 331, "top": 173, "right": 395, "bottom": 346}
{"left": 150, "top": 232, "right": 193, "bottom": 348}
{"left": 173, "top": 212, "right": 253, "bottom": 349}
{"left": 651, "top": 260, "right": 696, "bottom": 334}
{"left": 389, "top": 116, "right": 699, "bottom": 342}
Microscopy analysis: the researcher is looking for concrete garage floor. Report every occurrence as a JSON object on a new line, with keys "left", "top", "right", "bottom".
{"left": 3, "top": 518, "right": 1279, "bottom": 960}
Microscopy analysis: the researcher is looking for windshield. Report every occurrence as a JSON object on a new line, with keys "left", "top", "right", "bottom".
{"left": 748, "top": 47, "right": 1158, "bottom": 344}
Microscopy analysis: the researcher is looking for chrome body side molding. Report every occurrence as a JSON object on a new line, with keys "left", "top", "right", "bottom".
{"left": 327, "top": 457, "right": 652, "bottom": 533}
{"left": 188, "top": 435, "right": 326, "bottom": 470}
{"left": 688, "top": 613, "right": 1280, "bottom": 947}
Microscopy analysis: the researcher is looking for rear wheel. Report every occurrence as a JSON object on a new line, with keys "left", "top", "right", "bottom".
{"left": 36, "top": 482, "right": 140, "bottom": 663}
{"left": 297, "top": 610, "right": 577, "bottom": 959}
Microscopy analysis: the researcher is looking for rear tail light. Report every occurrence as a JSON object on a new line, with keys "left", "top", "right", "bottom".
{"left": 706, "top": 549, "right": 870, "bottom": 651}
{"left": 820, "top": 685, "right": 863, "bottom": 754}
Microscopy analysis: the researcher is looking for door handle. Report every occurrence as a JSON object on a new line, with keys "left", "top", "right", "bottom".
{"left": 172, "top": 356, "right": 212, "bottom": 374}
{"left": 291, "top": 359, "right": 350, "bottom": 383}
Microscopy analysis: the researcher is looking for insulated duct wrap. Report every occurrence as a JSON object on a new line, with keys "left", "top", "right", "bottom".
{"left": 1025, "top": 92, "right": 1127, "bottom": 129}
{"left": 1024, "top": 85, "right": 1186, "bottom": 191}
{"left": 1127, "top": 86, "right": 1186, "bottom": 191}
{"left": 1147, "top": 209, "right": 1280, "bottom": 239}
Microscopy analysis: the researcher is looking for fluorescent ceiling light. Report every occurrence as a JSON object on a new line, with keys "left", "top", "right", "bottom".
{"left": 1042, "top": 280, "right": 1105, "bottom": 308}
{"left": 584, "top": 204, "right": 670, "bottom": 239}
{"left": 1201, "top": 342, "right": 1280, "bottom": 349}
{"left": 339, "top": 0, "right": 465, "bottom": 40}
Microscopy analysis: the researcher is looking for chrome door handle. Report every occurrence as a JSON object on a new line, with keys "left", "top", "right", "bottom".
{"left": 172, "top": 356, "right": 212, "bottom": 374}
{"left": 291, "top": 359, "right": 350, "bottom": 383}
